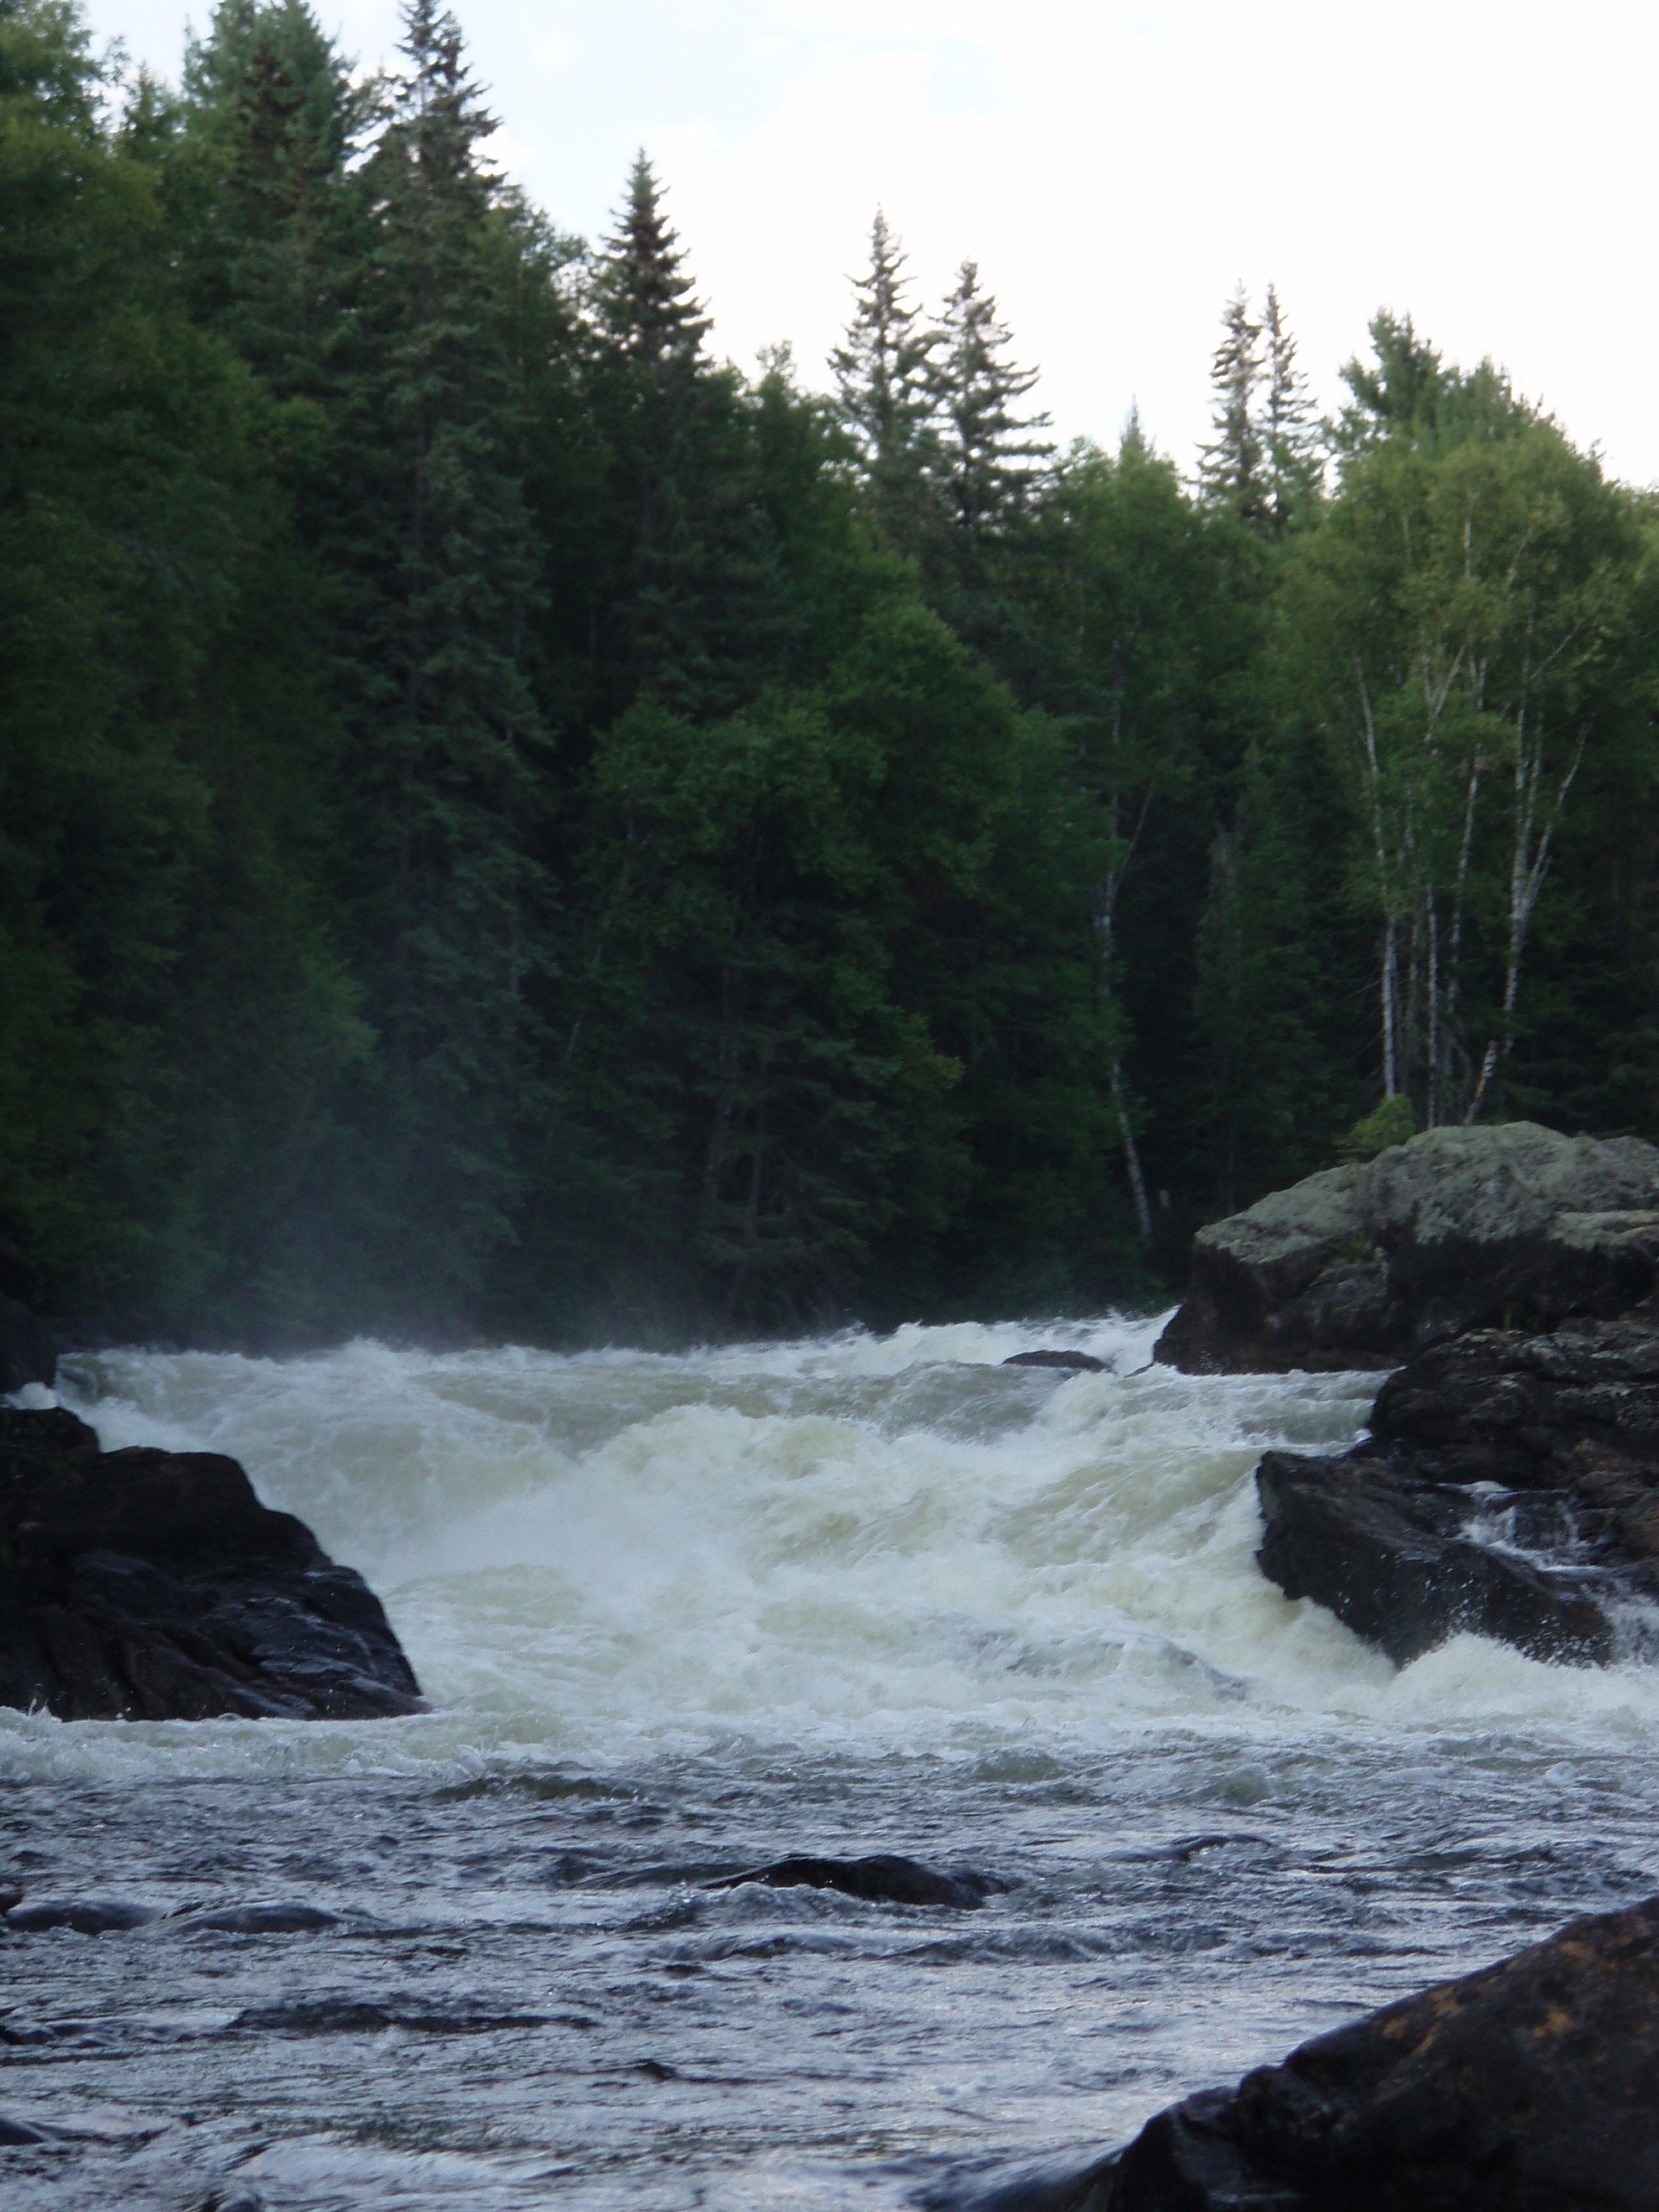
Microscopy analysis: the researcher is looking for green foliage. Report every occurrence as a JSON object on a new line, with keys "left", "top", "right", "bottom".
{"left": 1336, "top": 1096, "right": 1417, "bottom": 1164}
{"left": 4, "top": 0, "right": 1658, "bottom": 1350}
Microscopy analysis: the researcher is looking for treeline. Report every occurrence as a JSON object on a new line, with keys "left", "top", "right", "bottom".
{"left": 3, "top": 0, "right": 1656, "bottom": 1348}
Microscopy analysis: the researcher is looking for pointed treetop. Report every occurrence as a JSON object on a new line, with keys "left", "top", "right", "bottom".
{"left": 932, "top": 258, "right": 1051, "bottom": 536}
{"left": 1198, "top": 282, "right": 1266, "bottom": 523}
{"left": 832, "top": 208, "right": 937, "bottom": 475}
{"left": 601, "top": 152, "right": 711, "bottom": 377}
{"left": 1261, "top": 284, "right": 1321, "bottom": 531}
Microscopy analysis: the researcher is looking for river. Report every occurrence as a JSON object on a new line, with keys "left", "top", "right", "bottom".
{"left": 6, "top": 1316, "right": 1659, "bottom": 2208}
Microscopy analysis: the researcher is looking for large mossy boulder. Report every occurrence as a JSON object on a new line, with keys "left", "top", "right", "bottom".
{"left": 1156, "top": 1122, "right": 1659, "bottom": 1374}
{"left": 1055, "top": 1894, "right": 1659, "bottom": 2210}
{"left": 0, "top": 1407, "right": 423, "bottom": 1721}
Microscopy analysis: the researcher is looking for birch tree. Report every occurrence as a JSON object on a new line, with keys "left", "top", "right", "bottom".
{"left": 1280, "top": 402, "right": 1637, "bottom": 1125}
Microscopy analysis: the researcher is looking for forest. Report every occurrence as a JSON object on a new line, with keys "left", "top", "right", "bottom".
{"left": 3, "top": 0, "right": 1657, "bottom": 1349}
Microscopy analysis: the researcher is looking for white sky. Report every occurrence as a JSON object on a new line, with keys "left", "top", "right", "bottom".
{"left": 86, "top": 0, "right": 1659, "bottom": 485}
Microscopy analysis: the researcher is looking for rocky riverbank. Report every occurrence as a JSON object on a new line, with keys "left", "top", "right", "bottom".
{"left": 1150, "top": 1122, "right": 1659, "bottom": 1671}
{"left": 1046, "top": 1892, "right": 1659, "bottom": 2211}
{"left": 1155, "top": 1121, "right": 1659, "bottom": 1375}
{"left": 0, "top": 1405, "right": 422, "bottom": 1721}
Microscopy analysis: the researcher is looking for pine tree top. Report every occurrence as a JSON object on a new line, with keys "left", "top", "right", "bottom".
{"left": 932, "top": 258, "right": 1052, "bottom": 536}
{"left": 599, "top": 152, "right": 711, "bottom": 377}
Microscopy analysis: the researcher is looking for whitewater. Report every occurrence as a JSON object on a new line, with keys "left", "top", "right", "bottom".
{"left": 8, "top": 1316, "right": 1659, "bottom": 2208}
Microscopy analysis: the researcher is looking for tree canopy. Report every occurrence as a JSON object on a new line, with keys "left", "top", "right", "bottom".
{"left": 4, "top": 0, "right": 1657, "bottom": 1346}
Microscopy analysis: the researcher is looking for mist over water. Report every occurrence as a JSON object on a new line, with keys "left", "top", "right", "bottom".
{"left": 8, "top": 1318, "right": 1659, "bottom": 2207}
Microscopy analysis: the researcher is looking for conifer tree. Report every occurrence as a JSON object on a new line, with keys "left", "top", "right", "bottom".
{"left": 1199, "top": 284, "right": 1266, "bottom": 523}
{"left": 175, "top": 0, "right": 365, "bottom": 394}
{"left": 830, "top": 210, "right": 936, "bottom": 551}
{"left": 588, "top": 153, "right": 772, "bottom": 713}
{"left": 930, "top": 259, "right": 1051, "bottom": 539}
{"left": 335, "top": 0, "right": 549, "bottom": 1317}
{"left": 1261, "top": 284, "right": 1320, "bottom": 533}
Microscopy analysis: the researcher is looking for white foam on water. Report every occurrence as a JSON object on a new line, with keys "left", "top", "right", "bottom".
{"left": 9, "top": 1314, "right": 1658, "bottom": 1783}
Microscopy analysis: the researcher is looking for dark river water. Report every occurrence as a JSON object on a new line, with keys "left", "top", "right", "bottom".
{"left": 7, "top": 1317, "right": 1659, "bottom": 2208}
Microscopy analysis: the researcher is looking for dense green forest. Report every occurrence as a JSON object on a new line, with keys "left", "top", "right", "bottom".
{"left": 4, "top": 0, "right": 1657, "bottom": 1347}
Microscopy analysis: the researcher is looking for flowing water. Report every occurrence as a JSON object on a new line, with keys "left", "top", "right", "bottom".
{"left": 9, "top": 1315, "right": 1659, "bottom": 2209}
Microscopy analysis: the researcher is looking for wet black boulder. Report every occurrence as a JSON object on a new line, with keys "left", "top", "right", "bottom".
{"left": 1069, "top": 1892, "right": 1659, "bottom": 2210}
{"left": 0, "top": 1406, "right": 423, "bottom": 1721}
{"left": 1254, "top": 1312, "right": 1659, "bottom": 1668}
{"left": 1004, "top": 1351, "right": 1107, "bottom": 1375}
{"left": 1254, "top": 1449, "right": 1624, "bottom": 1666}
{"left": 709, "top": 1854, "right": 997, "bottom": 1908}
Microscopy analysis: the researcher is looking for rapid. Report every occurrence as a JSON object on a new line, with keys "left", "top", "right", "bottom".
{"left": 9, "top": 1316, "right": 1659, "bottom": 2208}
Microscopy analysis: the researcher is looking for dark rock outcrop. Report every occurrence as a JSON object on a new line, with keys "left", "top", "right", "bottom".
{"left": 1156, "top": 1123, "right": 1659, "bottom": 1374}
{"left": 1062, "top": 1892, "right": 1659, "bottom": 2211}
{"left": 1004, "top": 1350, "right": 1107, "bottom": 1374}
{"left": 0, "top": 1406, "right": 423, "bottom": 1721}
{"left": 0, "top": 1294, "right": 55, "bottom": 1398}
{"left": 707, "top": 1853, "right": 997, "bottom": 1908}
{"left": 1255, "top": 1314, "right": 1659, "bottom": 1666}
{"left": 1255, "top": 1449, "right": 1624, "bottom": 1665}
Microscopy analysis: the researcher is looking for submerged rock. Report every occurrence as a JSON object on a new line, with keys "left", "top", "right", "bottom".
{"left": 1003, "top": 1351, "right": 1107, "bottom": 1374}
{"left": 1068, "top": 1892, "right": 1659, "bottom": 2210}
{"left": 179, "top": 1902, "right": 342, "bottom": 1934}
{"left": 1156, "top": 1122, "right": 1659, "bottom": 1374}
{"left": 6, "top": 1897, "right": 164, "bottom": 1933}
{"left": 708, "top": 1853, "right": 997, "bottom": 1908}
{"left": 0, "top": 1407, "right": 423, "bottom": 1722}
{"left": 0, "top": 2113, "right": 53, "bottom": 2144}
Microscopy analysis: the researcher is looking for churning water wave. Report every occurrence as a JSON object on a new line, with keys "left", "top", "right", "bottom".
{"left": 8, "top": 1317, "right": 1659, "bottom": 2208}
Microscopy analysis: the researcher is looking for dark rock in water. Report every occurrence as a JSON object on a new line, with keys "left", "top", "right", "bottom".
{"left": 1156, "top": 1122, "right": 1659, "bottom": 1374}
{"left": 180, "top": 1902, "right": 342, "bottom": 1934}
{"left": 6, "top": 1896, "right": 164, "bottom": 1933}
{"left": 1003, "top": 1351, "right": 1107, "bottom": 1374}
{"left": 1076, "top": 1892, "right": 1659, "bottom": 2210}
{"left": 0, "top": 1407, "right": 423, "bottom": 1722}
{"left": 708, "top": 1853, "right": 997, "bottom": 1908}
{"left": 1254, "top": 1312, "right": 1659, "bottom": 1668}
{"left": 0, "top": 1293, "right": 56, "bottom": 1397}
{"left": 0, "top": 2112, "right": 53, "bottom": 2144}
{"left": 1255, "top": 1449, "right": 1623, "bottom": 1667}
{"left": 1370, "top": 1313, "right": 1659, "bottom": 1511}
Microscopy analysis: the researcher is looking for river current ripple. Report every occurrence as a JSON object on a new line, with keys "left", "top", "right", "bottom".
{"left": 7, "top": 1317, "right": 1659, "bottom": 2208}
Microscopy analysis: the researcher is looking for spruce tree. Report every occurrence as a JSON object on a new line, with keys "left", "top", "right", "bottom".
{"left": 830, "top": 210, "right": 937, "bottom": 552}
{"left": 588, "top": 153, "right": 773, "bottom": 714}
{"left": 930, "top": 258, "right": 1051, "bottom": 539}
{"left": 1261, "top": 284, "right": 1320, "bottom": 533}
{"left": 174, "top": 0, "right": 366, "bottom": 395}
{"left": 334, "top": 0, "right": 550, "bottom": 1320}
{"left": 1198, "top": 283, "right": 1266, "bottom": 523}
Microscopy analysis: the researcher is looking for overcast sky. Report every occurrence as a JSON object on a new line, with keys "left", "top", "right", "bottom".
{"left": 84, "top": 0, "right": 1658, "bottom": 485}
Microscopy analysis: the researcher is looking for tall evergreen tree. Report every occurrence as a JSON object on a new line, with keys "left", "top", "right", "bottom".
{"left": 1199, "top": 284, "right": 1266, "bottom": 523}
{"left": 1261, "top": 284, "right": 1320, "bottom": 534}
{"left": 830, "top": 210, "right": 937, "bottom": 552}
{"left": 930, "top": 258, "right": 1051, "bottom": 539}
{"left": 332, "top": 0, "right": 550, "bottom": 1320}
{"left": 174, "top": 0, "right": 365, "bottom": 394}
{"left": 588, "top": 153, "right": 773, "bottom": 714}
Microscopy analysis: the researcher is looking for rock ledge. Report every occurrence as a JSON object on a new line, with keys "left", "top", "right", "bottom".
{"left": 0, "top": 1407, "right": 422, "bottom": 1721}
{"left": 1156, "top": 1122, "right": 1659, "bottom": 1374}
